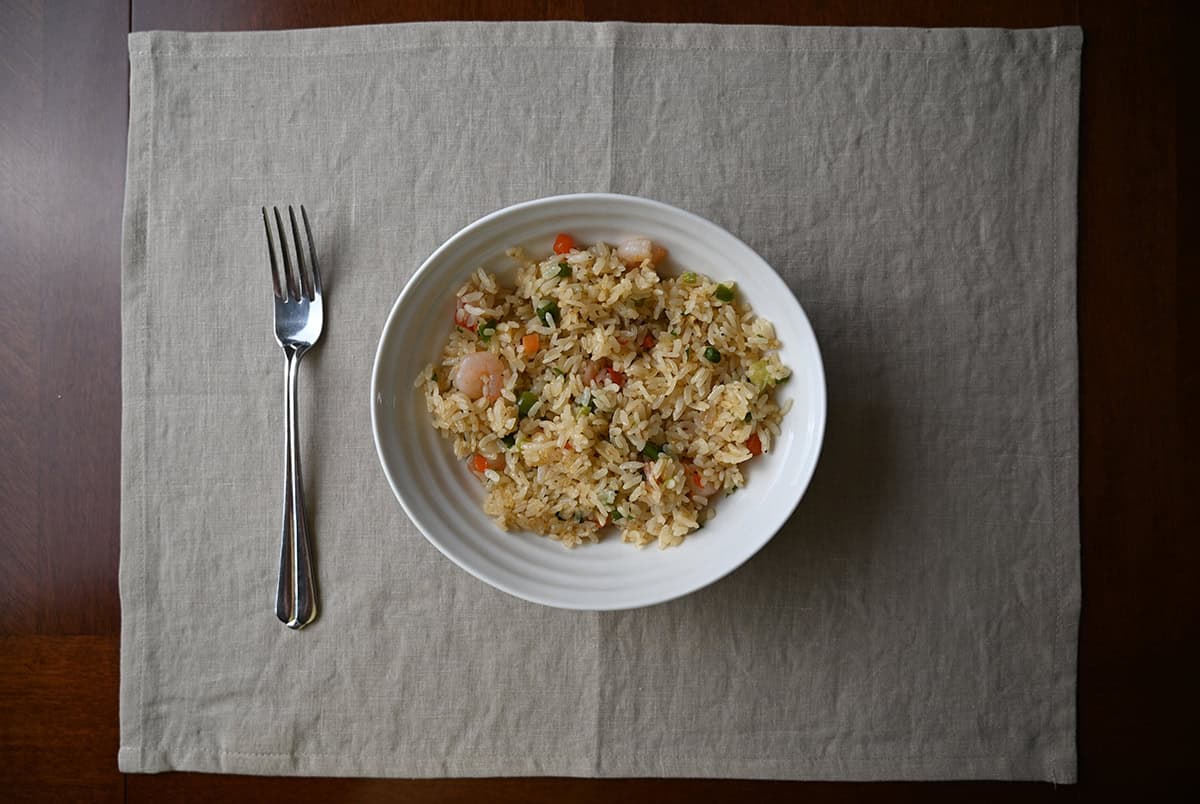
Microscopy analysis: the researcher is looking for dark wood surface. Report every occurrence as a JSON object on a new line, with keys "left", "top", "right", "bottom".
{"left": 0, "top": 0, "right": 1186, "bottom": 801}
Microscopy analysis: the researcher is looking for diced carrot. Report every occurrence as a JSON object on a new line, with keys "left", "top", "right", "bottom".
{"left": 564, "top": 443, "right": 574, "bottom": 452}
{"left": 553, "top": 233, "right": 575, "bottom": 254}
{"left": 470, "top": 454, "right": 488, "bottom": 473}
{"left": 606, "top": 367, "right": 626, "bottom": 387}
{"left": 642, "top": 334, "right": 656, "bottom": 350}
{"left": 746, "top": 432, "right": 763, "bottom": 456}
{"left": 690, "top": 470, "right": 703, "bottom": 489}
{"left": 522, "top": 333, "right": 540, "bottom": 357}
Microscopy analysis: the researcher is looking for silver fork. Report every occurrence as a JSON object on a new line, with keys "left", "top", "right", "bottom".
{"left": 262, "top": 205, "right": 324, "bottom": 629}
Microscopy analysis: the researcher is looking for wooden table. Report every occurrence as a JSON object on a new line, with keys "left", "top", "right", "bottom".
{"left": 0, "top": 1, "right": 1185, "bottom": 801}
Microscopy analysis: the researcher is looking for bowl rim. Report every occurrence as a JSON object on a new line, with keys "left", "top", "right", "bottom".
{"left": 370, "top": 192, "right": 827, "bottom": 610}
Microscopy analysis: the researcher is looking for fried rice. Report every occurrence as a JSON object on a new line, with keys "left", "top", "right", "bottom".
{"left": 418, "top": 234, "right": 791, "bottom": 549}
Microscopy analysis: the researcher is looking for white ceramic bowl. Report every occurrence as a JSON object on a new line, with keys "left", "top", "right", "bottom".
{"left": 371, "top": 194, "right": 825, "bottom": 610}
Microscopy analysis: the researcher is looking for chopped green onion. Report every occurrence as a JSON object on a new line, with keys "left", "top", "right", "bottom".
{"left": 715, "top": 284, "right": 735, "bottom": 302}
{"left": 557, "top": 262, "right": 571, "bottom": 278}
{"left": 611, "top": 509, "right": 624, "bottom": 521}
{"left": 703, "top": 346, "right": 721, "bottom": 363}
{"left": 681, "top": 272, "right": 697, "bottom": 284}
{"left": 551, "top": 367, "right": 565, "bottom": 377}
{"left": 455, "top": 326, "right": 466, "bottom": 333}
{"left": 478, "top": 319, "right": 497, "bottom": 342}
{"left": 431, "top": 371, "right": 437, "bottom": 381}
{"left": 775, "top": 373, "right": 792, "bottom": 386}
{"left": 575, "top": 512, "right": 585, "bottom": 523}
{"left": 641, "top": 442, "right": 662, "bottom": 460}
{"left": 517, "top": 391, "right": 538, "bottom": 417}
{"left": 744, "top": 412, "right": 752, "bottom": 422}
{"left": 669, "top": 329, "right": 680, "bottom": 337}
{"left": 536, "top": 301, "right": 560, "bottom": 326}
{"left": 500, "top": 434, "right": 516, "bottom": 448}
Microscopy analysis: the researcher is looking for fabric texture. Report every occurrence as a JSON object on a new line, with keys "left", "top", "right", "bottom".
{"left": 119, "top": 21, "right": 1082, "bottom": 781}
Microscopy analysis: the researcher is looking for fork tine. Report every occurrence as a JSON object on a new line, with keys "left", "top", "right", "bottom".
{"left": 262, "top": 207, "right": 283, "bottom": 299}
{"left": 300, "top": 205, "right": 322, "bottom": 298}
{"left": 288, "top": 206, "right": 313, "bottom": 301}
{"left": 273, "top": 206, "right": 300, "bottom": 301}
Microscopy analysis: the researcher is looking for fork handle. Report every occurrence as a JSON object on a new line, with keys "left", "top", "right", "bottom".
{"left": 276, "top": 346, "right": 318, "bottom": 629}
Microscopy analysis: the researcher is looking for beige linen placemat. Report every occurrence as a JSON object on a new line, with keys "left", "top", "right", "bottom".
{"left": 120, "top": 22, "right": 1081, "bottom": 780}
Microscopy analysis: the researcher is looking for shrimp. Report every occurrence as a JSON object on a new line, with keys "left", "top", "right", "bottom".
{"left": 579, "top": 357, "right": 610, "bottom": 386}
{"left": 454, "top": 296, "right": 479, "bottom": 331}
{"left": 684, "top": 463, "right": 721, "bottom": 498}
{"left": 616, "top": 237, "right": 668, "bottom": 268}
{"left": 453, "top": 351, "right": 506, "bottom": 401}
